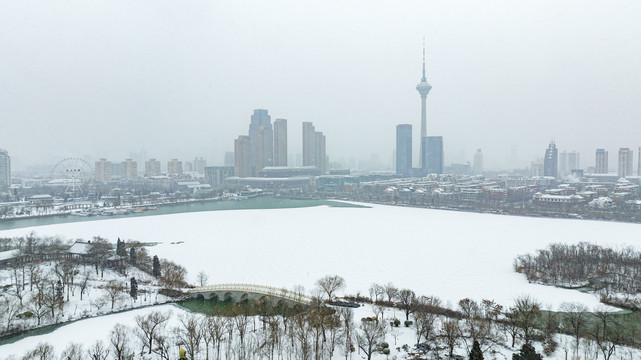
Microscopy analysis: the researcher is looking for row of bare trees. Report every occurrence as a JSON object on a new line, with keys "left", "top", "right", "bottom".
{"left": 515, "top": 242, "right": 641, "bottom": 295}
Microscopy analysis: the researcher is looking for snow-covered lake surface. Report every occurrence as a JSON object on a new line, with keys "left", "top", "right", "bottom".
{"left": 1, "top": 203, "right": 639, "bottom": 310}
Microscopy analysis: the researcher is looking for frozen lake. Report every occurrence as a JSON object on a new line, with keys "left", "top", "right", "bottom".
{"left": 2, "top": 202, "right": 639, "bottom": 310}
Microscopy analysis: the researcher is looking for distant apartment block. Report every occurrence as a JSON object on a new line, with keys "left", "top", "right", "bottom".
{"left": 595, "top": 149, "right": 608, "bottom": 174}
{"left": 193, "top": 157, "right": 207, "bottom": 174}
{"left": 0, "top": 149, "right": 10, "bottom": 191}
{"left": 273, "top": 118, "right": 288, "bottom": 167}
{"left": 473, "top": 149, "right": 483, "bottom": 175}
{"left": 618, "top": 148, "right": 633, "bottom": 178}
{"left": 95, "top": 158, "right": 112, "bottom": 182}
{"left": 234, "top": 135, "right": 251, "bottom": 177}
{"left": 121, "top": 159, "right": 137, "bottom": 180}
{"left": 205, "top": 166, "right": 235, "bottom": 186}
{"left": 145, "top": 158, "right": 161, "bottom": 177}
{"left": 167, "top": 159, "right": 183, "bottom": 176}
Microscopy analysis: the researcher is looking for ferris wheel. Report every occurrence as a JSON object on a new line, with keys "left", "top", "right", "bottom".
{"left": 50, "top": 157, "right": 94, "bottom": 197}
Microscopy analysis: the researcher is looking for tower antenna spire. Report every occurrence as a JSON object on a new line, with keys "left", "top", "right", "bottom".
{"left": 422, "top": 37, "right": 426, "bottom": 82}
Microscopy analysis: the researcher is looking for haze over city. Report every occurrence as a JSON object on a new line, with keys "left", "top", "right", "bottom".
{"left": 1, "top": 0, "right": 640, "bottom": 171}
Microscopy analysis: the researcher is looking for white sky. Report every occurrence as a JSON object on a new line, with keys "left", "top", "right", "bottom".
{"left": 1, "top": 0, "right": 640, "bottom": 171}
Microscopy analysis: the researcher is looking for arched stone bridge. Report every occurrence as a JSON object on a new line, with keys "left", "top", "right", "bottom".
{"left": 188, "top": 283, "right": 314, "bottom": 307}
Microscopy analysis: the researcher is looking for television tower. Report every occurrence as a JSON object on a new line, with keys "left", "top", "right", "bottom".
{"left": 416, "top": 39, "right": 432, "bottom": 168}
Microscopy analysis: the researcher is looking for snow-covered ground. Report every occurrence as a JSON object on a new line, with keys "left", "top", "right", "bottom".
{"left": 1, "top": 203, "right": 639, "bottom": 311}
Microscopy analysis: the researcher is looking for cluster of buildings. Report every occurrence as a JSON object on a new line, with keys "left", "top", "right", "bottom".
{"left": 539, "top": 142, "right": 641, "bottom": 179}
{"left": 93, "top": 157, "right": 208, "bottom": 182}
{"left": 395, "top": 44, "right": 445, "bottom": 177}
{"left": 232, "top": 109, "right": 328, "bottom": 180}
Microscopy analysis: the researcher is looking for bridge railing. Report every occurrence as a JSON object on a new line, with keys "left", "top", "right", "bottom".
{"left": 189, "top": 283, "right": 315, "bottom": 304}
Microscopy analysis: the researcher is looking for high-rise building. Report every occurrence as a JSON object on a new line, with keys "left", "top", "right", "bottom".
{"left": 145, "top": 158, "right": 161, "bottom": 177}
{"left": 559, "top": 151, "right": 580, "bottom": 177}
{"left": 638, "top": 147, "right": 641, "bottom": 176}
{"left": 224, "top": 152, "right": 235, "bottom": 167}
{"left": 473, "top": 149, "right": 483, "bottom": 175}
{"left": 315, "top": 131, "right": 327, "bottom": 174}
{"left": 121, "top": 159, "right": 137, "bottom": 180}
{"left": 248, "top": 109, "right": 273, "bottom": 175}
{"left": 167, "top": 159, "right": 183, "bottom": 176}
{"left": 205, "top": 166, "right": 235, "bottom": 186}
{"left": 618, "top": 148, "right": 633, "bottom": 178}
{"left": 273, "top": 119, "right": 287, "bottom": 167}
{"left": 301, "top": 122, "right": 327, "bottom": 173}
{"left": 543, "top": 141, "right": 558, "bottom": 178}
{"left": 95, "top": 158, "right": 112, "bottom": 182}
{"left": 0, "top": 149, "right": 10, "bottom": 191}
{"left": 424, "top": 136, "right": 443, "bottom": 174}
{"left": 595, "top": 149, "right": 608, "bottom": 174}
{"left": 193, "top": 157, "right": 207, "bottom": 174}
{"left": 234, "top": 135, "right": 251, "bottom": 177}
{"left": 395, "top": 124, "right": 412, "bottom": 176}
{"left": 302, "top": 122, "right": 316, "bottom": 167}
{"left": 416, "top": 41, "right": 432, "bottom": 168}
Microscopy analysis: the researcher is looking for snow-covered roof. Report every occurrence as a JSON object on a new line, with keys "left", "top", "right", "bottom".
{"left": 0, "top": 249, "right": 19, "bottom": 261}
{"left": 67, "top": 241, "right": 92, "bottom": 255}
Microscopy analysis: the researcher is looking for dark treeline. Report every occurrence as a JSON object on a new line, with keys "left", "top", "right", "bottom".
{"left": 514, "top": 242, "right": 641, "bottom": 296}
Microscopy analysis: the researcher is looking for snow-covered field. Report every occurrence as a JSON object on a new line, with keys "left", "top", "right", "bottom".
{"left": 1, "top": 203, "right": 639, "bottom": 310}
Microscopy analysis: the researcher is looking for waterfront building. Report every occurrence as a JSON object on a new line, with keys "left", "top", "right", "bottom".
{"left": 204, "top": 166, "right": 235, "bottom": 186}
{"left": 95, "top": 158, "right": 112, "bottom": 182}
{"left": 145, "top": 158, "right": 161, "bottom": 177}
{"left": 395, "top": 124, "right": 412, "bottom": 176}
{"left": 167, "top": 159, "right": 183, "bottom": 176}
{"left": 273, "top": 119, "right": 287, "bottom": 167}
{"left": 302, "top": 122, "right": 316, "bottom": 167}
{"left": 234, "top": 135, "right": 251, "bottom": 177}
{"left": 249, "top": 109, "right": 273, "bottom": 175}
{"left": 121, "top": 159, "right": 137, "bottom": 180}
{"left": 193, "top": 157, "right": 207, "bottom": 175}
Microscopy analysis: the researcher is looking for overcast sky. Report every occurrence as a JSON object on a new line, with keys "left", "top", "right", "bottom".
{"left": 1, "top": 0, "right": 640, "bottom": 171}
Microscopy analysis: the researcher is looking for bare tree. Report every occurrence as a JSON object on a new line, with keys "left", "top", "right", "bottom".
{"left": 315, "top": 275, "right": 345, "bottom": 301}
{"left": 383, "top": 282, "right": 398, "bottom": 302}
{"left": 110, "top": 324, "right": 134, "bottom": 360}
{"left": 134, "top": 310, "right": 171, "bottom": 355}
{"left": 592, "top": 307, "right": 623, "bottom": 360}
{"left": 369, "top": 283, "right": 384, "bottom": 302}
{"left": 104, "top": 280, "right": 125, "bottom": 309}
{"left": 88, "top": 237, "right": 112, "bottom": 278}
{"left": 22, "top": 342, "right": 56, "bottom": 360}
{"left": 197, "top": 271, "right": 209, "bottom": 287}
{"left": 440, "top": 319, "right": 461, "bottom": 358}
{"left": 561, "top": 302, "right": 589, "bottom": 358}
{"left": 77, "top": 270, "right": 92, "bottom": 301}
{"left": 159, "top": 259, "right": 187, "bottom": 289}
{"left": 338, "top": 307, "right": 354, "bottom": 360}
{"left": 356, "top": 320, "right": 386, "bottom": 360}
{"left": 174, "top": 313, "right": 202, "bottom": 360}
{"left": 397, "top": 289, "right": 416, "bottom": 321}
{"left": 60, "top": 343, "right": 84, "bottom": 360}
{"left": 414, "top": 295, "right": 441, "bottom": 347}
{"left": 205, "top": 315, "right": 227, "bottom": 360}
{"left": 512, "top": 295, "right": 541, "bottom": 344}
{"left": 87, "top": 340, "right": 110, "bottom": 360}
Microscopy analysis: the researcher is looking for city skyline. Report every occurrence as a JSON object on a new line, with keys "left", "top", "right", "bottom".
{"left": 1, "top": 1, "right": 640, "bottom": 171}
